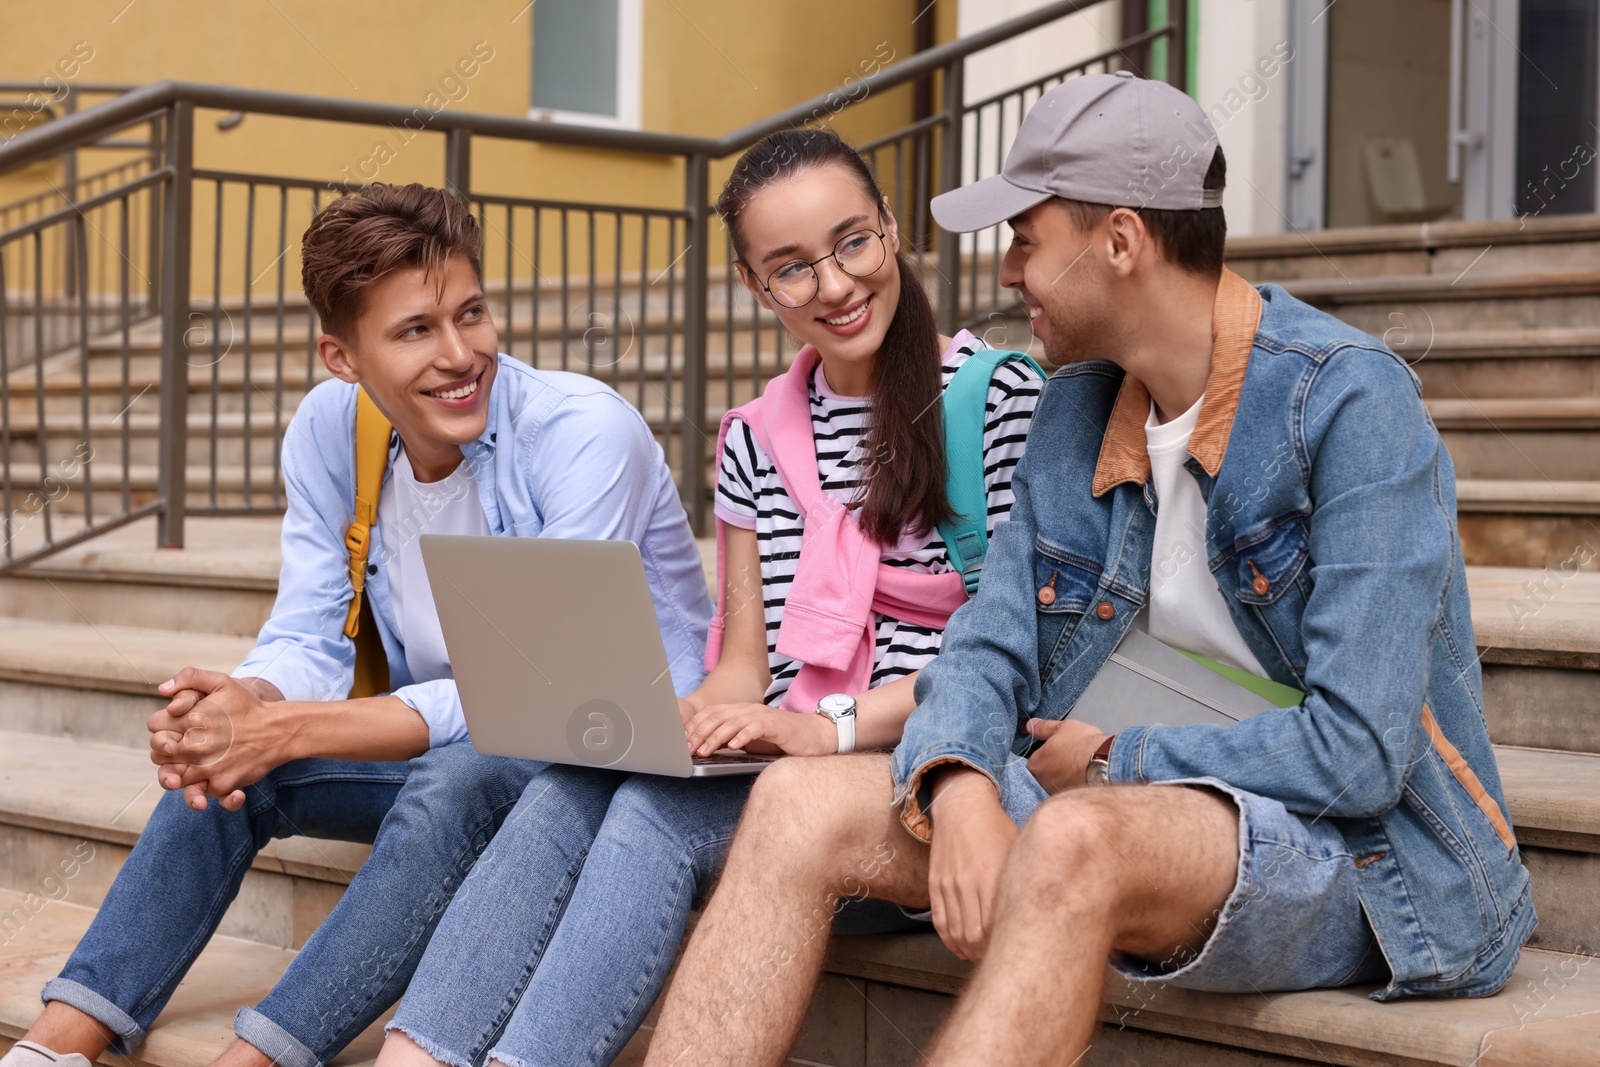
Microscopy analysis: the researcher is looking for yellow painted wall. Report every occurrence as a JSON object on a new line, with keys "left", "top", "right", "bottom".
{"left": 0, "top": 1, "right": 954, "bottom": 296}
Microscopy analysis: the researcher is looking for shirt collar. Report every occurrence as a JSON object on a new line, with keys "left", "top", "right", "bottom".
{"left": 1090, "top": 267, "right": 1262, "bottom": 497}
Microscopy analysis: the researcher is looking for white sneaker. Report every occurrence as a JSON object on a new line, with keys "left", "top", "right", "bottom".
{"left": 2, "top": 1041, "right": 94, "bottom": 1067}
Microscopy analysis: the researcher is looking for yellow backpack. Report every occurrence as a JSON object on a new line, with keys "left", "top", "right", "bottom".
{"left": 343, "top": 388, "right": 392, "bottom": 699}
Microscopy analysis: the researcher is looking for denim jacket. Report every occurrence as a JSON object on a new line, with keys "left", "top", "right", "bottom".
{"left": 893, "top": 270, "right": 1533, "bottom": 1000}
{"left": 234, "top": 355, "right": 713, "bottom": 745}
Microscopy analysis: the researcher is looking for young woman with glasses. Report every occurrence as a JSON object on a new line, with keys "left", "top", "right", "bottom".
{"left": 372, "top": 128, "right": 1044, "bottom": 1067}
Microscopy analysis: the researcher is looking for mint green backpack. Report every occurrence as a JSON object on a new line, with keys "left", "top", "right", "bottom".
{"left": 938, "top": 349, "right": 1046, "bottom": 595}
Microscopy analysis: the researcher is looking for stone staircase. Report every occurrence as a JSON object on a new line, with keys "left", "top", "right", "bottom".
{"left": 10, "top": 215, "right": 1598, "bottom": 575}
{"left": 1226, "top": 214, "right": 1600, "bottom": 575}
{"left": 0, "top": 513, "right": 1598, "bottom": 1066}
{"left": 1, "top": 213, "right": 1598, "bottom": 1066}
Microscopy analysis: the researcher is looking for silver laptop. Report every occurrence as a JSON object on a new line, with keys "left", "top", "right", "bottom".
{"left": 421, "top": 535, "right": 775, "bottom": 777}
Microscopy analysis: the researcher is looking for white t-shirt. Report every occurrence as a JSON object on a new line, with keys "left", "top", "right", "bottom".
{"left": 375, "top": 447, "right": 492, "bottom": 685}
{"left": 1143, "top": 394, "right": 1268, "bottom": 677}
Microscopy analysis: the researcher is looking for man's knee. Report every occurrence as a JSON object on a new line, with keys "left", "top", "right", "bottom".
{"left": 1008, "top": 790, "right": 1132, "bottom": 899}
{"left": 743, "top": 756, "right": 885, "bottom": 859}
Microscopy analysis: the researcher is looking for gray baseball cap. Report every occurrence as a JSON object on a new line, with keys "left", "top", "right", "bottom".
{"left": 931, "top": 71, "right": 1221, "bottom": 233}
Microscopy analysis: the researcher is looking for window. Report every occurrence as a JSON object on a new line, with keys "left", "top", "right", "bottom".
{"left": 530, "top": 0, "right": 642, "bottom": 128}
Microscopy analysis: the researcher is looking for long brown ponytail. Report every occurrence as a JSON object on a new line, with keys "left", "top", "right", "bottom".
{"left": 717, "top": 128, "right": 952, "bottom": 545}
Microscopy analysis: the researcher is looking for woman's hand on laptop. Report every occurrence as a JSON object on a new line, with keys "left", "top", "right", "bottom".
{"left": 684, "top": 701, "right": 837, "bottom": 757}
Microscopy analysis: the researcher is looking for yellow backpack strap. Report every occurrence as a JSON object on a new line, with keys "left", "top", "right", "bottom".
{"left": 343, "top": 388, "right": 392, "bottom": 639}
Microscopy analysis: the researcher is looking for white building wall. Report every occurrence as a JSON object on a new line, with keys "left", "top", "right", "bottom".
{"left": 956, "top": 0, "right": 1291, "bottom": 236}
{"left": 1193, "top": 0, "right": 1290, "bottom": 236}
{"left": 958, "top": 0, "right": 1122, "bottom": 105}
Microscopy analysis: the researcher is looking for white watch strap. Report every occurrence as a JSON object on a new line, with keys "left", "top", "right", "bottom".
{"left": 835, "top": 713, "right": 855, "bottom": 754}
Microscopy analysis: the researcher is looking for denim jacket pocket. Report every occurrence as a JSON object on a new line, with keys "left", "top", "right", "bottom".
{"left": 1034, "top": 537, "right": 1102, "bottom": 680}
{"left": 1231, "top": 514, "right": 1312, "bottom": 673}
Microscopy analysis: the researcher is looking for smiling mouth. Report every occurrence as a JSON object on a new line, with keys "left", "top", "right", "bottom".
{"left": 820, "top": 296, "right": 871, "bottom": 327}
{"left": 425, "top": 372, "right": 481, "bottom": 400}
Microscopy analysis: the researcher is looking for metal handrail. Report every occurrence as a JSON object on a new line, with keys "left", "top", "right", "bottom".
{"left": 0, "top": 0, "right": 1183, "bottom": 567}
{"left": 0, "top": 0, "right": 1123, "bottom": 174}
{"left": 714, "top": 0, "right": 1107, "bottom": 152}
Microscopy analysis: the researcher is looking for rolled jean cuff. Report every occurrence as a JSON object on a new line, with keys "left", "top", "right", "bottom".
{"left": 41, "top": 978, "right": 145, "bottom": 1053}
{"left": 234, "top": 1006, "right": 321, "bottom": 1067}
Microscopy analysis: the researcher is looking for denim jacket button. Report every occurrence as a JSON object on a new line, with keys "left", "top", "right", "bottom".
{"left": 1037, "top": 586, "right": 1057, "bottom": 606}
{"left": 1252, "top": 575, "right": 1270, "bottom": 596}
{"left": 1095, "top": 601, "right": 1115, "bottom": 620}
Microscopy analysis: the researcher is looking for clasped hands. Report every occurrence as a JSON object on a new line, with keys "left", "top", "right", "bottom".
{"left": 148, "top": 667, "right": 286, "bottom": 812}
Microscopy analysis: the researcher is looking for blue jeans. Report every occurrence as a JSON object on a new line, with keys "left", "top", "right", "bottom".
{"left": 389, "top": 766, "right": 754, "bottom": 1067}
{"left": 43, "top": 743, "right": 540, "bottom": 1067}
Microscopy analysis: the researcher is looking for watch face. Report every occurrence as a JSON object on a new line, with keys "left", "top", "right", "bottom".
{"left": 818, "top": 693, "right": 857, "bottom": 719}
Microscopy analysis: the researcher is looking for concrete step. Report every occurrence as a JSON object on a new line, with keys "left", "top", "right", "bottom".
{"left": 3, "top": 897, "right": 1596, "bottom": 1067}
{"left": 1456, "top": 480, "right": 1600, "bottom": 574}
{"left": 0, "top": 732, "right": 367, "bottom": 950}
{"left": 1283, "top": 270, "right": 1600, "bottom": 335}
{"left": 0, "top": 619, "right": 254, "bottom": 750}
{"left": 0, "top": 516, "right": 279, "bottom": 637}
{"left": 820, "top": 934, "right": 1600, "bottom": 1066}
{"left": 1224, "top": 213, "right": 1600, "bottom": 283}
{"left": 0, "top": 891, "right": 386, "bottom": 1067}
{"left": 1423, "top": 398, "right": 1600, "bottom": 482}
{"left": 1409, "top": 329, "right": 1600, "bottom": 400}
{"left": 0, "top": 735, "right": 1596, "bottom": 1067}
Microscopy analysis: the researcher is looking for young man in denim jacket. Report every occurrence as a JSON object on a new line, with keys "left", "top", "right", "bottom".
{"left": 642, "top": 74, "right": 1531, "bottom": 1067}
{"left": 7, "top": 184, "right": 711, "bottom": 1067}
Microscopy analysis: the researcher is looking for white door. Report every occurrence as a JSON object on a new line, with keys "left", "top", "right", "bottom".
{"left": 1286, "top": 0, "right": 1599, "bottom": 227}
{"left": 1456, "top": 0, "right": 1600, "bottom": 220}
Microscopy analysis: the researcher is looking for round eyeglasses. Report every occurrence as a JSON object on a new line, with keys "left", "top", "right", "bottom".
{"left": 754, "top": 228, "right": 888, "bottom": 309}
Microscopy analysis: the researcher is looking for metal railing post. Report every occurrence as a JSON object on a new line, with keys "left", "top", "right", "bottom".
{"left": 156, "top": 101, "right": 193, "bottom": 550}
{"left": 445, "top": 128, "right": 472, "bottom": 197}
{"left": 146, "top": 113, "right": 164, "bottom": 313}
{"left": 680, "top": 153, "right": 711, "bottom": 534}
{"left": 1166, "top": 0, "right": 1189, "bottom": 90}
{"left": 62, "top": 88, "right": 79, "bottom": 301}
{"left": 936, "top": 60, "right": 965, "bottom": 336}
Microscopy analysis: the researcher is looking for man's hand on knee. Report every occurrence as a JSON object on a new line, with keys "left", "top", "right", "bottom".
{"left": 925, "top": 766, "right": 1018, "bottom": 962}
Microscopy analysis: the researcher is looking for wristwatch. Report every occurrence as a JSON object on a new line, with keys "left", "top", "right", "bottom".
{"left": 816, "top": 693, "right": 858, "bottom": 754}
{"left": 1085, "top": 735, "right": 1115, "bottom": 787}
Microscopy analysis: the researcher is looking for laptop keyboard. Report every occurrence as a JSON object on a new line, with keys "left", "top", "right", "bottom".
{"left": 692, "top": 750, "right": 781, "bottom": 766}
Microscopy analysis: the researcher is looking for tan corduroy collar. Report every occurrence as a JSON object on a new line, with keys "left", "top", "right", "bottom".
{"left": 1090, "top": 267, "right": 1263, "bottom": 497}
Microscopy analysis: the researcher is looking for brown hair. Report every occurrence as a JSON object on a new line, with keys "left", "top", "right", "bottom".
{"left": 1061, "top": 147, "right": 1229, "bottom": 275}
{"left": 300, "top": 182, "right": 483, "bottom": 338}
{"left": 717, "top": 128, "right": 952, "bottom": 546}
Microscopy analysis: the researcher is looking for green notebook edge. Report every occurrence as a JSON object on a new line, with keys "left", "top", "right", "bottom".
{"left": 1178, "top": 649, "right": 1306, "bottom": 709}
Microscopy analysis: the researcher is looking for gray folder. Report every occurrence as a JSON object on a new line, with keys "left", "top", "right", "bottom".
{"left": 1066, "top": 628, "right": 1298, "bottom": 734}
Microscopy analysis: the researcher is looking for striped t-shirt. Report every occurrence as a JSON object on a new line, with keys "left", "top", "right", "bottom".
{"left": 715, "top": 330, "right": 1045, "bottom": 708}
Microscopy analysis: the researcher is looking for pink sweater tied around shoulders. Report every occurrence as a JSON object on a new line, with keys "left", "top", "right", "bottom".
{"left": 705, "top": 344, "right": 970, "bottom": 713}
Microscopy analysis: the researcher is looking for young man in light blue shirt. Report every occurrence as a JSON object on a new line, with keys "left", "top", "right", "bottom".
{"left": 7, "top": 183, "right": 712, "bottom": 1067}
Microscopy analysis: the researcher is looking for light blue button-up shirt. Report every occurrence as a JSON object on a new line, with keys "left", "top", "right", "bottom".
{"left": 233, "top": 354, "right": 712, "bottom": 746}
